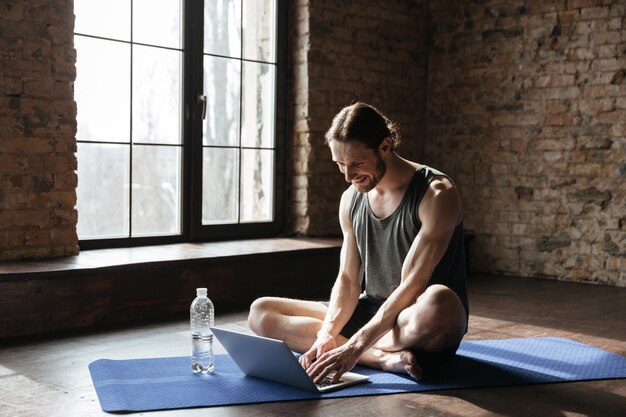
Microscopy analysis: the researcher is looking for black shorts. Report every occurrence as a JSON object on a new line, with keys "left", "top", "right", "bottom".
{"left": 321, "top": 295, "right": 460, "bottom": 378}
{"left": 320, "top": 295, "right": 385, "bottom": 338}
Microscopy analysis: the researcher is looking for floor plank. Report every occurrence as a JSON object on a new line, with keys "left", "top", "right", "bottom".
{"left": 0, "top": 273, "right": 625, "bottom": 417}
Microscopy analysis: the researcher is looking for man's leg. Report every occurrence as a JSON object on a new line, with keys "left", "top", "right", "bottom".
{"left": 247, "top": 296, "right": 410, "bottom": 373}
{"left": 364, "top": 284, "right": 468, "bottom": 379}
{"left": 377, "top": 284, "right": 466, "bottom": 351}
{"left": 248, "top": 286, "right": 466, "bottom": 379}
{"left": 247, "top": 297, "right": 329, "bottom": 353}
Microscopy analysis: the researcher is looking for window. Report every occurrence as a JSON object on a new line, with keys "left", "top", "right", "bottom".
{"left": 74, "top": 0, "right": 286, "bottom": 248}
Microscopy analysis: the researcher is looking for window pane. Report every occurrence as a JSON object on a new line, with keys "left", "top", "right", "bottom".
{"left": 132, "top": 145, "right": 181, "bottom": 236}
{"left": 241, "top": 149, "right": 273, "bottom": 222}
{"left": 76, "top": 143, "right": 130, "bottom": 239}
{"left": 203, "top": 55, "right": 240, "bottom": 147}
{"left": 202, "top": 148, "right": 239, "bottom": 224}
{"left": 241, "top": 62, "right": 275, "bottom": 148}
{"left": 204, "top": 0, "right": 241, "bottom": 58}
{"left": 75, "top": 36, "right": 130, "bottom": 143}
{"left": 74, "top": 0, "right": 130, "bottom": 41}
{"left": 243, "top": 0, "right": 276, "bottom": 62}
{"left": 133, "top": 45, "right": 182, "bottom": 145}
{"left": 133, "top": 0, "right": 183, "bottom": 49}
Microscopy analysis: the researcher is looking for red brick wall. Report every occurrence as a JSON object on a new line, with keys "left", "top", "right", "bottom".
{"left": 2, "top": 0, "right": 624, "bottom": 286}
{"left": 425, "top": 0, "right": 625, "bottom": 285}
{"left": 0, "top": 0, "right": 78, "bottom": 260}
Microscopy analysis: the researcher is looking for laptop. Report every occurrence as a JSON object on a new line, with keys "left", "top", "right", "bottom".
{"left": 210, "top": 327, "right": 369, "bottom": 393}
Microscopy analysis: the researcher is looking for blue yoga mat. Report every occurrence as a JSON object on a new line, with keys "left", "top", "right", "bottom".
{"left": 89, "top": 337, "right": 626, "bottom": 413}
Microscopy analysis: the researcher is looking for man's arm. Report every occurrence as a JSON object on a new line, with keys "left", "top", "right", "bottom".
{"left": 299, "top": 186, "right": 363, "bottom": 369}
{"left": 307, "top": 177, "right": 463, "bottom": 382}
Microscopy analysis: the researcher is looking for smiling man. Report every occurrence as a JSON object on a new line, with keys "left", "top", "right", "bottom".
{"left": 248, "top": 102, "right": 469, "bottom": 383}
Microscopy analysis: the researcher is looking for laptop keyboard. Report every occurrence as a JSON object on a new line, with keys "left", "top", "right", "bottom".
{"left": 316, "top": 376, "right": 344, "bottom": 388}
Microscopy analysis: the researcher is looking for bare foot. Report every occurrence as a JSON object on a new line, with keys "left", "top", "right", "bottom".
{"left": 366, "top": 348, "right": 423, "bottom": 380}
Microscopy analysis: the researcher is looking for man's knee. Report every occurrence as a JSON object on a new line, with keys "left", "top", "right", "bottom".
{"left": 425, "top": 285, "right": 465, "bottom": 336}
{"left": 422, "top": 285, "right": 460, "bottom": 311}
{"left": 247, "top": 296, "right": 277, "bottom": 335}
{"left": 400, "top": 285, "right": 466, "bottom": 349}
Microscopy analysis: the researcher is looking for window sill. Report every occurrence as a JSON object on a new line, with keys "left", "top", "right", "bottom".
{"left": 0, "top": 237, "right": 342, "bottom": 339}
{"left": 0, "top": 237, "right": 341, "bottom": 275}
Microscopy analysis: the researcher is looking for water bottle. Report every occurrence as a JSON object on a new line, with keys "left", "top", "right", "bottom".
{"left": 190, "top": 288, "right": 214, "bottom": 373}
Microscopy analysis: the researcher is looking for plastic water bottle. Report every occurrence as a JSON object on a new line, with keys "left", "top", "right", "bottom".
{"left": 190, "top": 288, "right": 214, "bottom": 373}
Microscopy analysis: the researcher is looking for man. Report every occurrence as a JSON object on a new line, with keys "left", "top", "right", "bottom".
{"left": 248, "top": 102, "right": 469, "bottom": 383}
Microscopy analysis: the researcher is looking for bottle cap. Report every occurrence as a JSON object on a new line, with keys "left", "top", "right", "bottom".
{"left": 196, "top": 288, "right": 207, "bottom": 297}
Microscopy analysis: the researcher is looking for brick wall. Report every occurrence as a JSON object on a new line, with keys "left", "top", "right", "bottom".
{"left": 287, "top": 0, "right": 429, "bottom": 235}
{"left": 425, "top": 0, "right": 625, "bottom": 285}
{"left": 2, "top": 0, "right": 624, "bottom": 287}
{"left": 0, "top": 0, "right": 78, "bottom": 260}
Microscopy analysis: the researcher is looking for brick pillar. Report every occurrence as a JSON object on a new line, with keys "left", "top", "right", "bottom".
{"left": 287, "top": 0, "right": 430, "bottom": 236}
{"left": 0, "top": 0, "right": 78, "bottom": 260}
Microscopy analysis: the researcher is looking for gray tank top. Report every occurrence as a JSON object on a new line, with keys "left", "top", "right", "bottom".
{"left": 349, "top": 166, "right": 469, "bottom": 316}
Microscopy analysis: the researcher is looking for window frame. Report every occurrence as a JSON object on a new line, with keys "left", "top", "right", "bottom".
{"left": 77, "top": 0, "right": 288, "bottom": 250}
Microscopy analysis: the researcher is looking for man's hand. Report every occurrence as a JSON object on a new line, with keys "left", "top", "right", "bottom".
{"left": 299, "top": 332, "right": 337, "bottom": 370}
{"left": 305, "top": 343, "right": 360, "bottom": 384}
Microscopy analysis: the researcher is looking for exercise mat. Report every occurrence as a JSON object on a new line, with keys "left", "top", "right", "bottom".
{"left": 89, "top": 337, "right": 626, "bottom": 413}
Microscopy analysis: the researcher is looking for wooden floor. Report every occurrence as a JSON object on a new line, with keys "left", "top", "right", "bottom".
{"left": 1, "top": 273, "right": 625, "bottom": 417}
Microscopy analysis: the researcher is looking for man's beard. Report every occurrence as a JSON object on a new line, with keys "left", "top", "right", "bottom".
{"left": 355, "top": 155, "right": 386, "bottom": 193}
